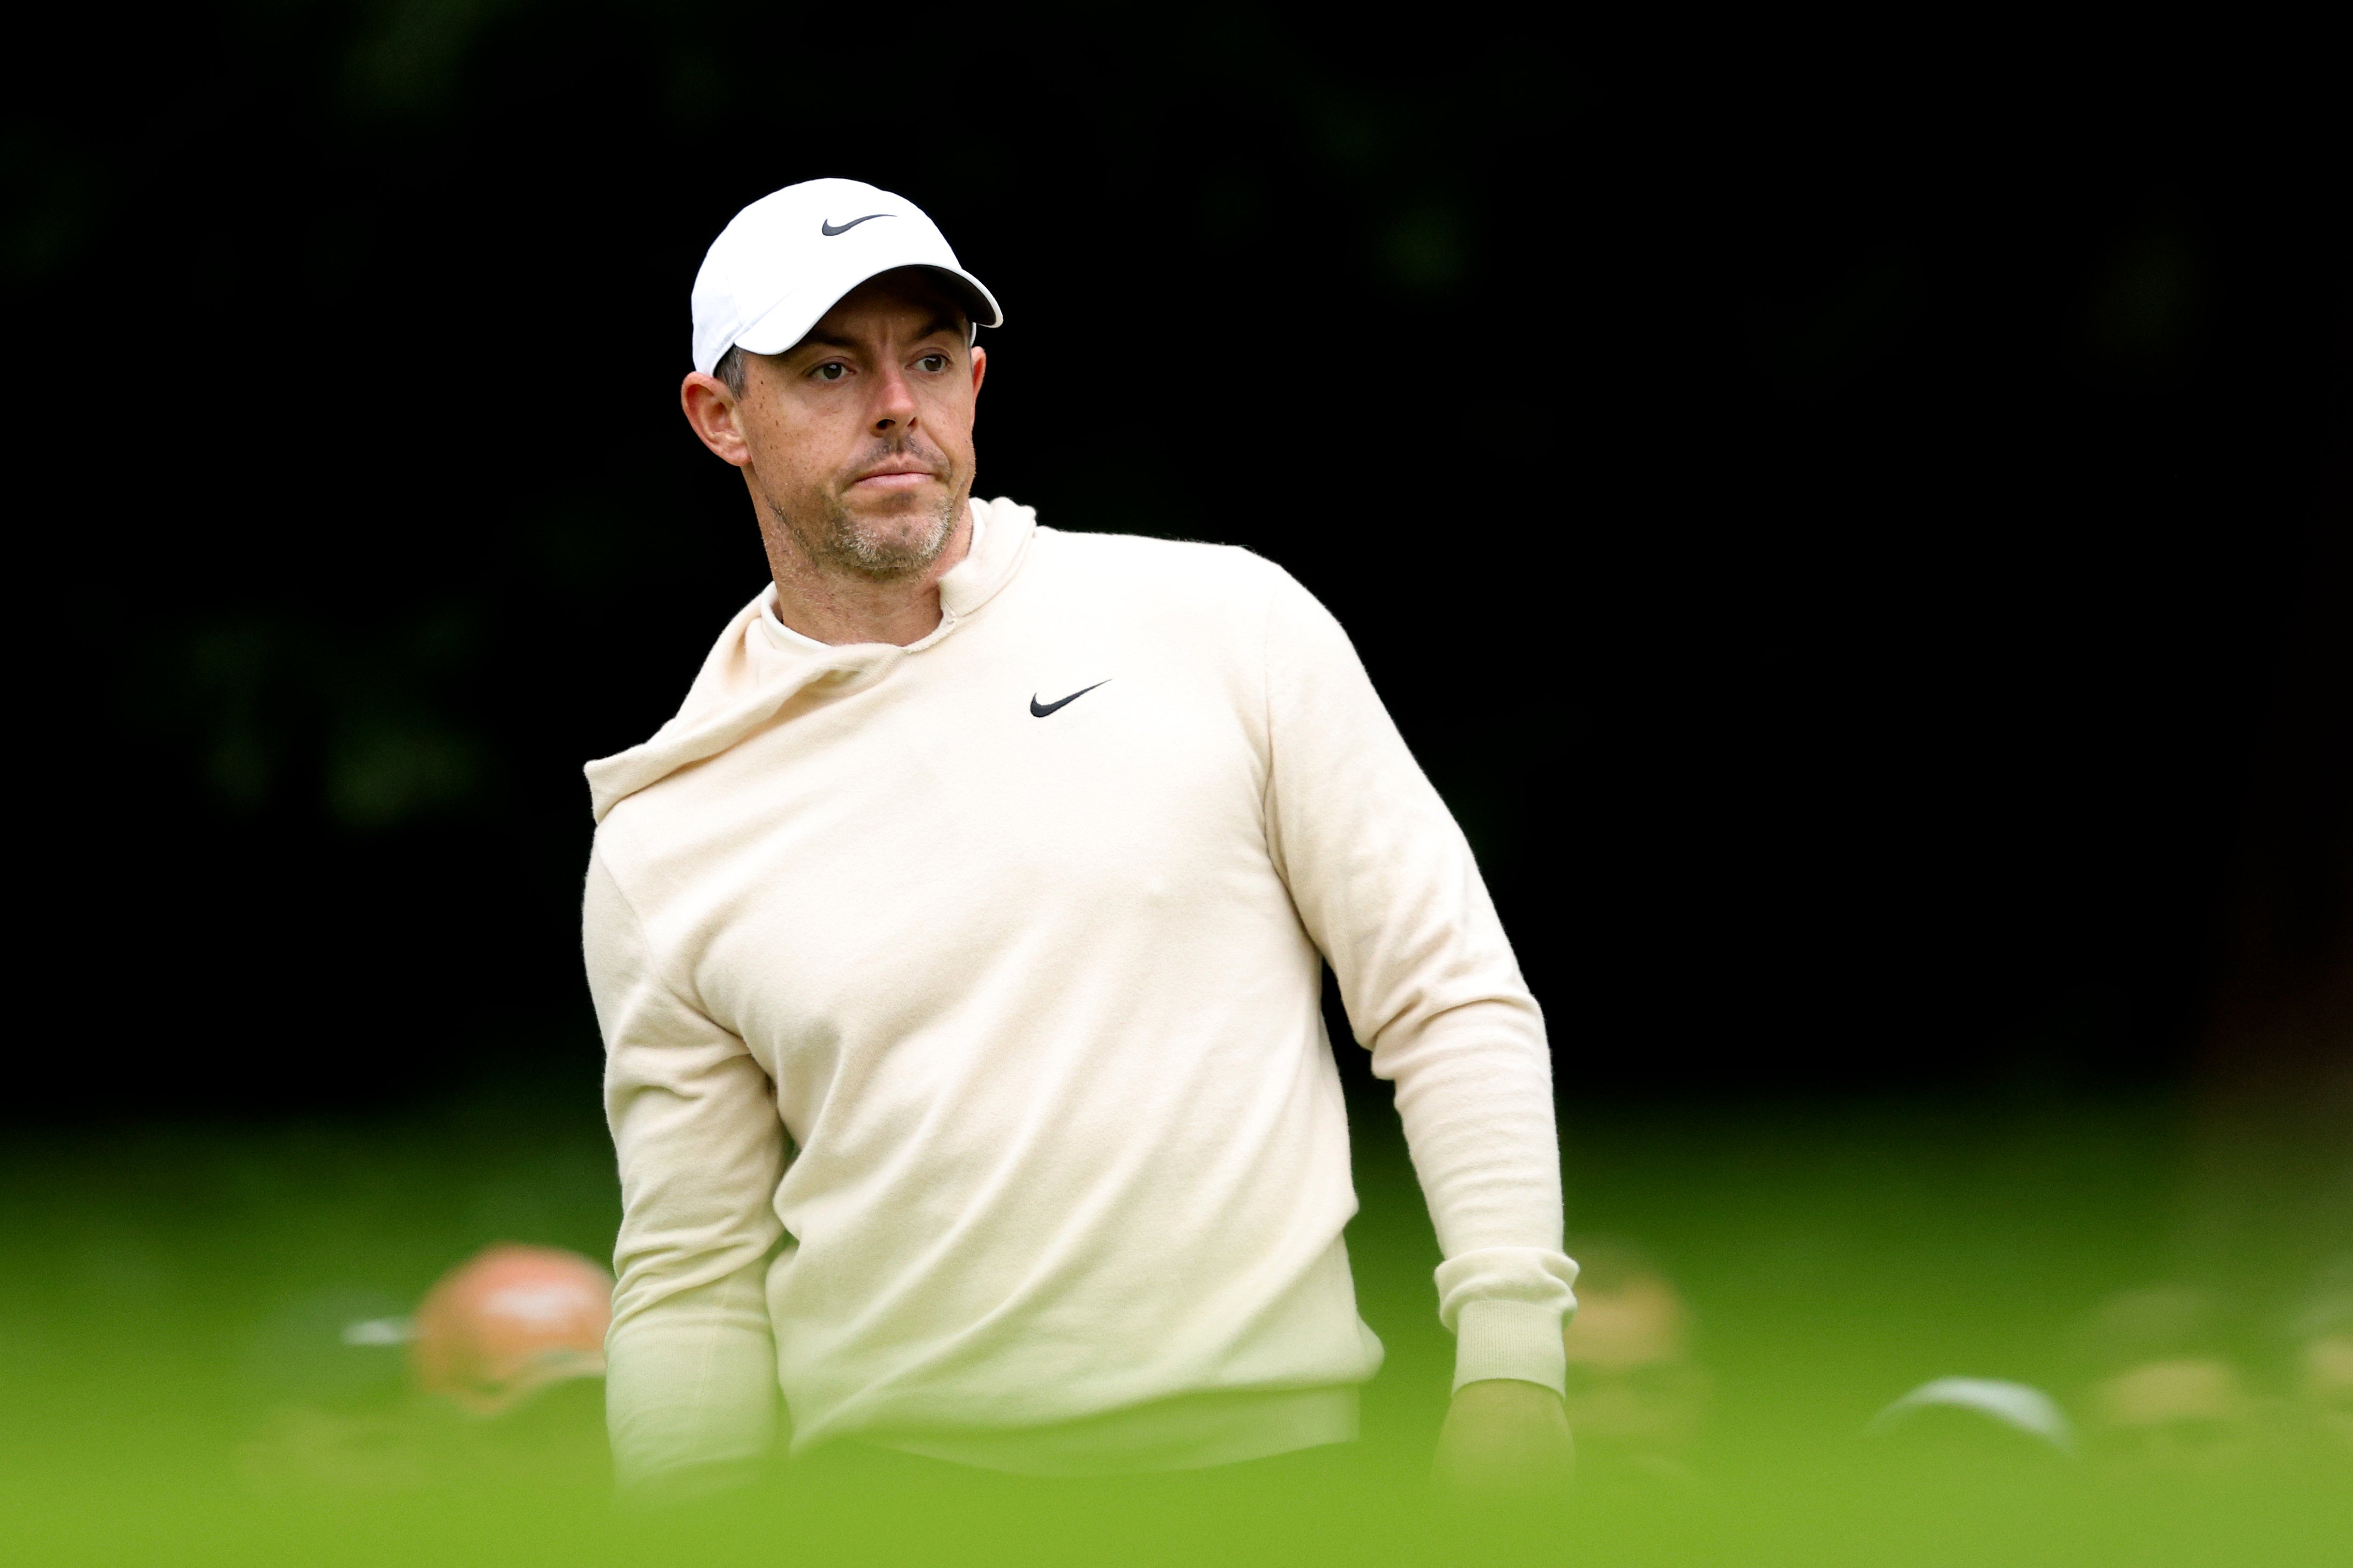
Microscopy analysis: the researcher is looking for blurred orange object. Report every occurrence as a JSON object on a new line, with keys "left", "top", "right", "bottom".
{"left": 410, "top": 1244, "right": 613, "bottom": 1416}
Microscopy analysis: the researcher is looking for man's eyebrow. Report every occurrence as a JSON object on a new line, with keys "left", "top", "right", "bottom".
{"left": 795, "top": 317, "right": 967, "bottom": 355}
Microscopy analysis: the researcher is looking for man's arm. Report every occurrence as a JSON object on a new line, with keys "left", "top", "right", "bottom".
{"left": 586, "top": 848, "right": 788, "bottom": 1493}
{"left": 1255, "top": 563, "right": 1579, "bottom": 1485}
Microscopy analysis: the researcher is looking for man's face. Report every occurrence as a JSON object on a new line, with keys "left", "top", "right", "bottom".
{"left": 729, "top": 269, "right": 983, "bottom": 579}
{"left": 2089, "top": 1356, "right": 2256, "bottom": 1472}
{"left": 2300, "top": 1333, "right": 2353, "bottom": 1450}
{"left": 1561, "top": 1280, "right": 1709, "bottom": 1450}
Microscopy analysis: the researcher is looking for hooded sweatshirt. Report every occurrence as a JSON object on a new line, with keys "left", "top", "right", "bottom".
{"left": 585, "top": 497, "right": 1576, "bottom": 1485}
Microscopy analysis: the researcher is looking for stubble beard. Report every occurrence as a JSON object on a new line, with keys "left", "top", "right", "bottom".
{"left": 764, "top": 456, "right": 967, "bottom": 582}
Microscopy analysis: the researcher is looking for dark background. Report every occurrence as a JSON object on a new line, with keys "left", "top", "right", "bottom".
{"left": 6, "top": 6, "right": 2345, "bottom": 1119}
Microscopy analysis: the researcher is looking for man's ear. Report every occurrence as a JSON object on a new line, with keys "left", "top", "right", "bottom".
{"left": 681, "top": 372, "right": 752, "bottom": 468}
{"left": 969, "top": 346, "right": 987, "bottom": 397}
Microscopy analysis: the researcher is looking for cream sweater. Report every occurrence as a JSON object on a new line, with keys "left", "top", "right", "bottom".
{"left": 584, "top": 498, "right": 1575, "bottom": 1486}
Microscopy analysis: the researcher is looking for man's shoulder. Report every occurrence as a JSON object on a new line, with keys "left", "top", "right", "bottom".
{"left": 1033, "top": 527, "right": 1296, "bottom": 602}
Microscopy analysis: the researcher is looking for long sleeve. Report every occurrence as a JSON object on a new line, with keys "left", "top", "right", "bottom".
{"left": 585, "top": 847, "right": 788, "bottom": 1487}
{"left": 1258, "top": 567, "right": 1578, "bottom": 1394}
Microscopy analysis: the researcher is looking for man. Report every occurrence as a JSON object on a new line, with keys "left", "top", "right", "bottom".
{"left": 2074, "top": 1285, "right": 2260, "bottom": 1474}
{"left": 1557, "top": 1239, "right": 1709, "bottom": 1483}
{"left": 584, "top": 177, "right": 1577, "bottom": 1495}
{"left": 2288, "top": 1262, "right": 2353, "bottom": 1458}
{"left": 235, "top": 1246, "right": 614, "bottom": 1494}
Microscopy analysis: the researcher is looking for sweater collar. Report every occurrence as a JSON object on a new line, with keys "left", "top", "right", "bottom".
{"left": 586, "top": 497, "right": 1039, "bottom": 823}
{"left": 754, "top": 494, "right": 1035, "bottom": 658}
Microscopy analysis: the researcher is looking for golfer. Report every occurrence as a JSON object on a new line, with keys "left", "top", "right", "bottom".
{"left": 584, "top": 178, "right": 1578, "bottom": 1493}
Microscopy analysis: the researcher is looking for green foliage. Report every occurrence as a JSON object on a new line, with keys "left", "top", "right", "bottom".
{"left": 3, "top": 1092, "right": 2345, "bottom": 1564}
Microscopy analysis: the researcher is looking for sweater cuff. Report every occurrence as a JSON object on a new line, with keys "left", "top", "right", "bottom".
{"left": 1451, "top": 1297, "right": 1568, "bottom": 1396}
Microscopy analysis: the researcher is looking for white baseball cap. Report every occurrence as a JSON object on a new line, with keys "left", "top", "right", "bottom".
{"left": 690, "top": 177, "right": 1002, "bottom": 377}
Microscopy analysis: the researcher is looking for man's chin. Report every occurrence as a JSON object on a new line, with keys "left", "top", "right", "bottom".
{"left": 830, "top": 500, "right": 958, "bottom": 579}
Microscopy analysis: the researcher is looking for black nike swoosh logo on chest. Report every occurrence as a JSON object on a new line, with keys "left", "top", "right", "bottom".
{"left": 1030, "top": 680, "right": 1110, "bottom": 717}
{"left": 820, "top": 214, "right": 890, "bottom": 236}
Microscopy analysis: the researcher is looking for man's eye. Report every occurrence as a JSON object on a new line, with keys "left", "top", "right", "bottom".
{"left": 812, "top": 363, "right": 847, "bottom": 382}
{"left": 917, "top": 355, "right": 947, "bottom": 372}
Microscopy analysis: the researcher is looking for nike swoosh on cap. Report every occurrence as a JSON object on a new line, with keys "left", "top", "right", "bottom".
{"left": 820, "top": 214, "right": 891, "bottom": 236}
{"left": 1030, "top": 681, "right": 1109, "bottom": 718}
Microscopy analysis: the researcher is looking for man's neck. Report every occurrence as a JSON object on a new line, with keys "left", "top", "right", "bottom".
{"left": 766, "top": 507, "right": 974, "bottom": 647}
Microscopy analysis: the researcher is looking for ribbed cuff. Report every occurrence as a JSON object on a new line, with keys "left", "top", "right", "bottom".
{"left": 1451, "top": 1297, "right": 1568, "bottom": 1396}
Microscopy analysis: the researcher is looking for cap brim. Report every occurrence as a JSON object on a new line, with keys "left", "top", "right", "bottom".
{"left": 733, "top": 262, "right": 1002, "bottom": 361}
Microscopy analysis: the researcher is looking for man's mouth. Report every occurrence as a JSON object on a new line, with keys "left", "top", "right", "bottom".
{"left": 848, "top": 463, "right": 939, "bottom": 493}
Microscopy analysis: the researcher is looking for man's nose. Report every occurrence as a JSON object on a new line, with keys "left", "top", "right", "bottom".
{"left": 869, "top": 362, "right": 918, "bottom": 434}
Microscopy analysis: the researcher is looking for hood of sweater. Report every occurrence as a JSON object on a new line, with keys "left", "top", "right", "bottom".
{"left": 584, "top": 494, "right": 1039, "bottom": 822}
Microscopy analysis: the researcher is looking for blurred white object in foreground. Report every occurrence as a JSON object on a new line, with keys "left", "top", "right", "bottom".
{"left": 1869, "top": 1377, "right": 2076, "bottom": 1454}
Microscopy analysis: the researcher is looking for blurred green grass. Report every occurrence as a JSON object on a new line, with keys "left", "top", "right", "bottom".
{"left": 3, "top": 1086, "right": 2344, "bottom": 1565}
